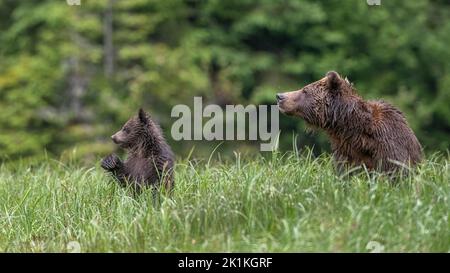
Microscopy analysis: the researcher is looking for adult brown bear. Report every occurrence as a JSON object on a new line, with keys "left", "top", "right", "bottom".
{"left": 277, "top": 71, "right": 422, "bottom": 174}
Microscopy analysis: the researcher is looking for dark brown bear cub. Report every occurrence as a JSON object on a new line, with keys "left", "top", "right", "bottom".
{"left": 277, "top": 71, "right": 422, "bottom": 174}
{"left": 101, "top": 108, "right": 174, "bottom": 191}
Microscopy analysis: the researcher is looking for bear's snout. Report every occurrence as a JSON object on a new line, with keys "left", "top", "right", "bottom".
{"left": 277, "top": 90, "right": 303, "bottom": 116}
{"left": 111, "top": 134, "right": 119, "bottom": 144}
{"left": 276, "top": 93, "right": 286, "bottom": 102}
{"left": 276, "top": 92, "right": 293, "bottom": 114}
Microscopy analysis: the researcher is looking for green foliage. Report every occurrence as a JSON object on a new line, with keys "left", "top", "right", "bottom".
{"left": 0, "top": 153, "right": 448, "bottom": 252}
{"left": 0, "top": 0, "right": 449, "bottom": 160}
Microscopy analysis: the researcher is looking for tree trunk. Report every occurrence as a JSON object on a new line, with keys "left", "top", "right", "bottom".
{"left": 104, "top": 0, "right": 115, "bottom": 78}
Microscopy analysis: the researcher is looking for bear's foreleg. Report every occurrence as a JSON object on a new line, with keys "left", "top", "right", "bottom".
{"left": 101, "top": 154, "right": 127, "bottom": 186}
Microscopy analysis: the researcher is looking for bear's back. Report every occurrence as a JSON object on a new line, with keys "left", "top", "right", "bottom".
{"left": 368, "top": 100, "right": 422, "bottom": 169}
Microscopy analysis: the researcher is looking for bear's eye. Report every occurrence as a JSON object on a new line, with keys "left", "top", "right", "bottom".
{"left": 123, "top": 127, "right": 130, "bottom": 134}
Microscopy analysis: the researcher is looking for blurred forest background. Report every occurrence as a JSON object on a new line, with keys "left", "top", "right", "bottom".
{"left": 0, "top": 0, "right": 449, "bottom": 163}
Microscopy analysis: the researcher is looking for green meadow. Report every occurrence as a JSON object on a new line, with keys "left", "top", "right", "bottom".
{"left": 0, "top": 151, "right": 448, "bottom": 252}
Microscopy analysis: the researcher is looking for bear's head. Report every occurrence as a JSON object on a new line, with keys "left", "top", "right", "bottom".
{"left": 111, "top": 108, "right": 152, "bottom": 150}
{"left": 276, "top": 71, "right": 357, "bottom": 129}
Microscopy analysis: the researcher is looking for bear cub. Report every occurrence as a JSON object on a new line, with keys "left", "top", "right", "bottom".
{"left": 101, "top": 108, "right": 174, "bottom": 191}
{"left": 277, "top": 71, "right": 422, "bottom": 174}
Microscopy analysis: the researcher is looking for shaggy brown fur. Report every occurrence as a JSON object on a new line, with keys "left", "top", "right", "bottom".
{"left": 276, "top": 71, "right": 422, "bottom": 174}
{"left": 101, "top": 108, "right": 174, "bottom": 191}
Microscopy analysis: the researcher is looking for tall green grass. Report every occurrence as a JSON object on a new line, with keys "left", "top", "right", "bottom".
{"left": 0, "top": 151, "right": 448, "bottom": 252}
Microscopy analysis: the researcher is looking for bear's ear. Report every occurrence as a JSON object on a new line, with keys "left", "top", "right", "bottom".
{"left": 138, "top": 108, "right": 148, "bottom": 124}
{"left": 326, "top": 71, "right": 342, "bottom": 93}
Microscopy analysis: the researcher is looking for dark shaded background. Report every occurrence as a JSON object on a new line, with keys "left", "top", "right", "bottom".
{"left": 0, "top": 0, "right": 449, "bottom": 163}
